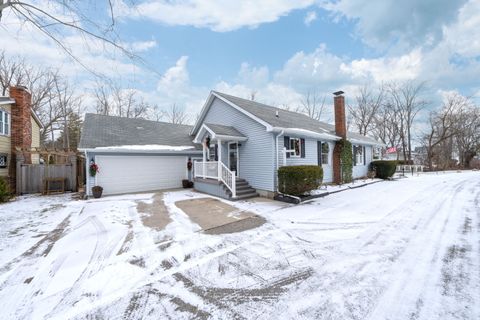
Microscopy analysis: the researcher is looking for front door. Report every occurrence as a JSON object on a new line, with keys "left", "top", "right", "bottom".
{"left": 228, "top": 142, "right": 239, "bottom": 176}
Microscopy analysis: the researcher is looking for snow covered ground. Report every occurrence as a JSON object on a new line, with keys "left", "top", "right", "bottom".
{"left": 0, "top": 171, "right": 479, "bottom": 319}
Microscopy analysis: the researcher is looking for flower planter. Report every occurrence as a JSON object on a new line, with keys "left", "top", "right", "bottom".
{"left": 92, "top": 186, "right": 103, "bottom": 199}
{"left": 182, "top": 179, "right": 194, "bottom": 188}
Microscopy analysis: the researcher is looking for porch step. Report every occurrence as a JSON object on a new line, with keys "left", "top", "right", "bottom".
{"left": 222, "top": 178, "right": 258, "bottom": 200}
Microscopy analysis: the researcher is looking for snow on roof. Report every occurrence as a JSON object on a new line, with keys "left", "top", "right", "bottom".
{"left": 93, "top": 145, "right": 195, "bottom": 151}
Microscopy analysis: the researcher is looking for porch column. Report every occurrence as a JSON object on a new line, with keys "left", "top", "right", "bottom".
{"left": 217, "top": 139, "right": 222, "bottom": 181}
{"left": 202, "top": 143, "right": 206, "bottom": 179}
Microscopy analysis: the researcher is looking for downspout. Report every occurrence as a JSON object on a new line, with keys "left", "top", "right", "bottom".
{"left": 84, "top": 150, "right": 89, "bottom": 197}
{"left": 275, "top": 130, "right": 284, "bottom": 193}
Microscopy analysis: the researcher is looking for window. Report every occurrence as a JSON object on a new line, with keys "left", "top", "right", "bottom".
{"left": 354, "top": 145, "right": 365, "bottom": 166}
{"left": 208, "top": 145, "right": 217, "bottom": 161}
{"left": 321, "top": 142, "right": 329, "bottom": 165}
{"left": 0, "top": 110, "right": 10, "bottom": 136}
{"left": 373, "top": 147, "right": 381, "bottom": 160}
{"left": 289, "top": 138, "right": 301, "bottom": 157}
{"left": 0, "top": 154, "right": 7, "bottom": 168}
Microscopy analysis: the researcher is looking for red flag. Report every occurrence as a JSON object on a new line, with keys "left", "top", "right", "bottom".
{"left": 386, "top": 147, "right": 397, "bottom": 154}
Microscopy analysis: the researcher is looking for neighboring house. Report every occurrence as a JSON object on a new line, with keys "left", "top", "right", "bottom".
{"left": 0, "top": 86, "right": 43, "bottom": 191}
{"left": 80, "top": 91, "right": 383, "bottom": 199}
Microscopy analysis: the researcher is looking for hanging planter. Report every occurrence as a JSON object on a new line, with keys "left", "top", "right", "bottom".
{"left": 89, "top": 162, "right": 100, "bottom": 177}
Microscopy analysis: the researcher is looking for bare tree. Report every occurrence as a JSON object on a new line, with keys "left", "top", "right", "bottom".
{"left": 0, "top": 51, "right": 27, "bottom": 95}
{"left": 0, "top": 1, "right": 141, "bottom": 76}
{"left": 387, "top": 81, "right": 427, "bottom": 162}
{"left": 374, "top": 101, "right": 403, "bottom": 153}
{"left": 422, "top": 93, "right": 465, "bottom": 169}
{"left": 299, "top": 90, "right": 326, "bottom": 121}
{"left": 454, "top": 99, "right": 480, "bottom": 167}
{"left": 165, "top": 103, "right": 188, "bottom": 124}
{"left": 93, "top": 82, "right": 149, "bottom": 119}
{"left": 349, "top": 84, "right": 385, "bottom": 135}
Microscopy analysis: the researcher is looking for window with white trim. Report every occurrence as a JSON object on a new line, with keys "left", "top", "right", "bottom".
{"left": 373, "top": 147, "right": 381, "bottom": 160}
{"left": 289, "top": 138, "right": 301, "bottom": 157}
{"left": 354, "top": 145, "right": 365, "bottom": 166}
{"left": 321, "top": 142, "right": 329, "bottom": 165}
{"left": 0, "top": 110, "right": 10, "bottom": 136}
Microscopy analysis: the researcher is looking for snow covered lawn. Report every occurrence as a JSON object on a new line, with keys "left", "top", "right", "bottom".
{"left": 1, "top": 171, "right": 479, "bottom": 319}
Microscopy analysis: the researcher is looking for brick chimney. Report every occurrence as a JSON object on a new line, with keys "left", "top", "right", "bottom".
{"left": 9, "top": 86, "right": 33, "bottom": 191}
{"left": 334, "top": 91, "right": 346, "bottom": 139}
{"left": 333, "top": 91, "right": 346, "bottom": 184}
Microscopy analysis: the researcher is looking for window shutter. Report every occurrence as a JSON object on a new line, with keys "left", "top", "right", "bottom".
{"left": 214, "top": 144, "right": 218, "bottom": 161}
{"left": 300, "top": 138, "right": 305, "bottom": 158}
{"left": 353, "top": 145, "right": 357, "bottom": 165}
{"left": 363, "top": 146, "right": 366, "bottom": 165}
{"left": 284, "top": 136, "right": 290, "bottom": 158}
{"left": 317, "top": 141, "right": 322, "bottom": 165}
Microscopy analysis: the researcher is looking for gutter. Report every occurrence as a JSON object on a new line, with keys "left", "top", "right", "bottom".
{"left": 269, "top": 127, "right": 341, "bottom": 141}
{"left": 78, "top": 148, "right": 203, "bottom": 155}
{"left": 274, "top": 130, "right": 284, "bottom": 193}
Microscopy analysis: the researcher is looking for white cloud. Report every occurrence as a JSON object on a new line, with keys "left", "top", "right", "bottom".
{"left": 304, "top": 11, "right": 317, "bottom": 26}
{"left": 118, "top": 0, "right": 316, "bottom": 32}
{"left": 343, "top": 49, "right": 423, "bottom": 83}
{"left": 237, "top": 63, "right": 270, "bottom": 88}
{"left": 127, "top": 40, "right": 158, "bottom": 53}
{"left": 274, "top": 44, "right": 349, "bottom": 92}
{"left": 157, "top": 56, "right": 190, "bottom": 92}
{"left": 323, "top": 0, "right": 468, "bottom": 50}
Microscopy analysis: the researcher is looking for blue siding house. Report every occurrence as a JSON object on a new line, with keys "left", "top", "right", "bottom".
{"left": 190, "top": 91, "right": 383, "bottom": 199}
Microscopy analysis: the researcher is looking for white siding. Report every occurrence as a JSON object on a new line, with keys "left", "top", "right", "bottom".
{"left": 353, "top": 145, "right": 373, "bottom": 178}
{"left": 95, "top": 155, "right": 187, "bottom": 195}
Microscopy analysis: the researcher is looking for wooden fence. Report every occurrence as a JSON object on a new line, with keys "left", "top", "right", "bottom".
{"left": 16, "top": 152, "right": 78, "bottom": 194}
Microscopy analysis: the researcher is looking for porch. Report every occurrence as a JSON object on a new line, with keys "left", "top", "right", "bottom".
{"left": 192, "top": 123, "right": 257, "bottom": 200}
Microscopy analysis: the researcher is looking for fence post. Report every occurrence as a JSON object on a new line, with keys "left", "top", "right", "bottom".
{"left": 16, "top": 152, "right": 25, "bottom": 195}
{"left": 68, "top": 154, "right": 77, "bottom": 191}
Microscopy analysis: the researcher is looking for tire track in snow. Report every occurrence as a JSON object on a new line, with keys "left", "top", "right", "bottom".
{"left": 367, "top": 178, "right": 480, "bottom": 319}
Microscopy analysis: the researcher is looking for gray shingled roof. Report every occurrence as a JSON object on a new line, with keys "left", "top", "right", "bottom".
{"left": 204, "top": 123, "right": 245, "bottom": 137}
{"left": 79, "top": 113, "right": 200, "bottom": 149}
{"left": 213, "top": 91, "right": 382, "bottom": 145}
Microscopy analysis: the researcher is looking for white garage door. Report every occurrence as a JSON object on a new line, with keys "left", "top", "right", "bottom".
{"left": 95, "top": 155, "right": 187, "bottom": 195}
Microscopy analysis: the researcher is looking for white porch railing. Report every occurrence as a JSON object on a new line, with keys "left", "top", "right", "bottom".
{"left": 220, "top": 162, "right": 236, "bottom": 198}
{"left": 194, "top": 161, "right": 219, "bottom": 179}
{"left": 194, "top": 161, "right": 236, "bottom": 198}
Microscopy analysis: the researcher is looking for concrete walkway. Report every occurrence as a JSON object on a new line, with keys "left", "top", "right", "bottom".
{"left": 175, "top": 197, "right": 266, "bottom": 234}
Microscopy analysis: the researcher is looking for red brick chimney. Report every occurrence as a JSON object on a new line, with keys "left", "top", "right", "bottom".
{"left": 333, "top": 91, "right": 346, "bottom": 184}
{"left": 9, "top": 86, "right": 33, "bottom": 191}
{"left": 334, "top": 91, "right": 346, "bottom": 139}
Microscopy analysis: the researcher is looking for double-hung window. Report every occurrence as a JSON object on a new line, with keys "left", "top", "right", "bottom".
{"left": 353, "top": 146, "right": 365, "bottom": 166}
{"left": 354, "top": 145, "right": 365, "bottom": 166}
{"left": 321, "top": 142, "right": 329, "bottom": 165}
{"left": 289, "top": 138, "right": 301, "bottom": 157}
{"left": 0, "top": 110, "right": 10, "bottom": 136}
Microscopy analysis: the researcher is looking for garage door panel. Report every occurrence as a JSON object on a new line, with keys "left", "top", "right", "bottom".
{"left": 95, "top": 155, "right": 187, "bottom": 195}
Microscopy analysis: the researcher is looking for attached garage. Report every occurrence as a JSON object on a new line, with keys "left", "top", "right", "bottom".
{"left": 79, "top": 114, "right": 202, "bottom": 197}
{"left": 95, "top": 155, "right": 188, "bottom": 195}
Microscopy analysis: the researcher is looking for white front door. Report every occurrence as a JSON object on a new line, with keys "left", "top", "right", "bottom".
{"left": 228, "top": 142, "right": 239, "bottom": 176}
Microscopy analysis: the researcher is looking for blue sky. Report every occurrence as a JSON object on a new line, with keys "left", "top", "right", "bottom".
{"left": 1, "top": 0, "right": 480, "bottom": 122}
